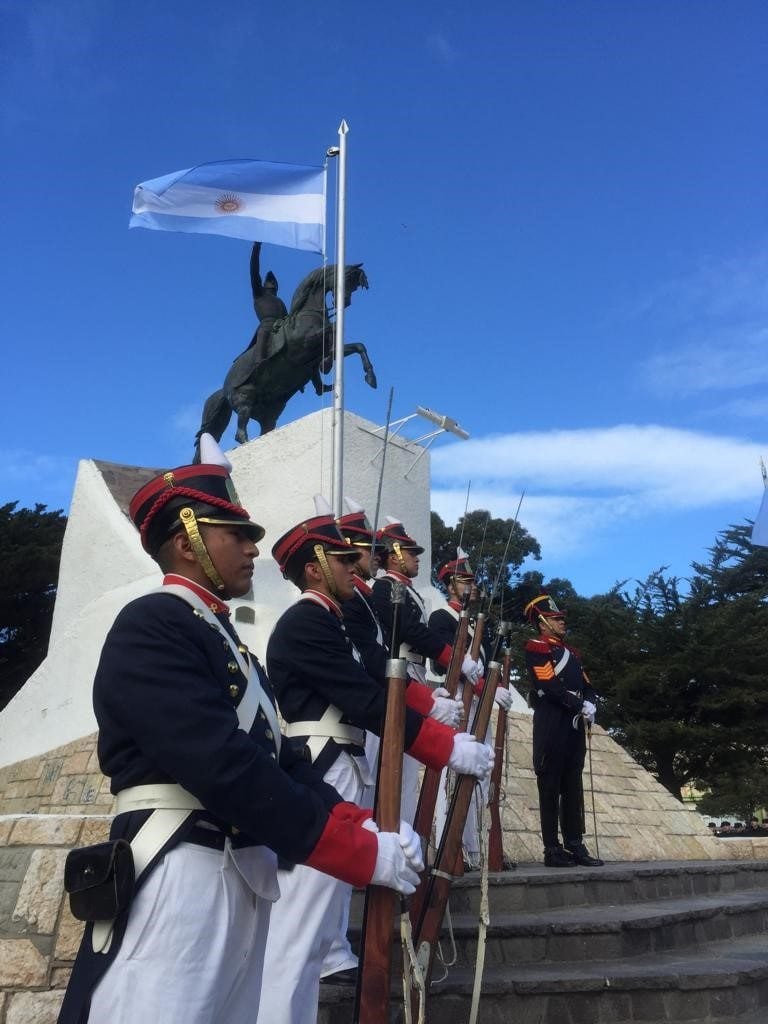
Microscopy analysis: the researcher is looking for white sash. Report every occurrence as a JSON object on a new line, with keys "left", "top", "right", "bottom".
{"left": 159, "top": 584, "right": 281, "bottom": 753}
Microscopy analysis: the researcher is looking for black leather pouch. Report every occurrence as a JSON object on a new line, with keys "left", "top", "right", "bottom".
{"left": 64, "top": 839, "right": 135, "bottom": 921}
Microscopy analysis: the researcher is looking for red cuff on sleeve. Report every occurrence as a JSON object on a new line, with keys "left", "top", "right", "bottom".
{"left": 435, "top": 644, "right": 452, "bottom": 670}
{"left": 303, "top": 805, "right": 378, "bottom": 887}
{"left": 407, "top": 715, "right": 455, "bottom": 771}
{"left": 473, "top": 676, "right": 485, "bottom": 697}
{"left": 405, "top": 681, "right": 435, "bottom": 716}
{"left": 328, "top": 801, "right": 374, "bottom": 826}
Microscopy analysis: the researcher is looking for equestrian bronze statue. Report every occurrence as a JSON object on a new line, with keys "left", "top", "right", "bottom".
{"left": 194, "top": 258, "right": 376, "bottom": 459}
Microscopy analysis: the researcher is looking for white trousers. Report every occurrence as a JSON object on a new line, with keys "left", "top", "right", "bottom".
{"left": 89, "top": 842, "right": 271, "bottom": 1023}
{"left": 257, "top": 753, "right": 365, "bottom": 1024}
{"left": 434, "top": 692, "right": 491, "bottom": 863}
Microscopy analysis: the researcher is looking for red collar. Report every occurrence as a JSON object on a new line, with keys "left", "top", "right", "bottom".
{"left": 163, "top": 574, "right": 230, "bottom": 616}
{"left": 353, "top": 576, "right": 373, "bottom": 595}
{"left": 385, "top": 569, "right": 412, "bottom": 585}
{"left": 300, "top": 588, "right": 343, "bottom": 619}
{"left": 448, "top": 600, "right": 462, "bottom": 612}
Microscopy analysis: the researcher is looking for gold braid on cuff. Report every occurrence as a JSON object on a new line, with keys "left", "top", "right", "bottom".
{"left": 180, "top": 507, "right": 226, "bottom": 592}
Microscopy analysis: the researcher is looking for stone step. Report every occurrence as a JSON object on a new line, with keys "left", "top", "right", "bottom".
{"left": 319, "top": 932, "right": 768, "bottom": 1024}
{"left": 422, "top": 890, "right": 768, "bottom": 964}
{"left": 346, "top": 890, "right": 768, "bottom": 968}
{"left": 413, "top": 859, "right": 768, "bottom": 916}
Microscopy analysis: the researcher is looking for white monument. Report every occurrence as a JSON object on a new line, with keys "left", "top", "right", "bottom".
{"left": 0, "top": 408, "right": 490, "bottom": 768}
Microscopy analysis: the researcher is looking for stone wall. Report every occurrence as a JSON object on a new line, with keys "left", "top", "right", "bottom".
{"left": 3, "top": 715, "right": 762, "bottom": 1021}
{"left": 0, "top": 814, "right": 109, "bottom": 1023}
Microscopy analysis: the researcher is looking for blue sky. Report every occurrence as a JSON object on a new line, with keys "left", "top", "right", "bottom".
{"left": 1, "top": 1, "right": 767, "bottom": 596}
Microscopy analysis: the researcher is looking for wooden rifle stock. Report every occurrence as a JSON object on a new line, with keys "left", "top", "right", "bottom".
{"left": 353, "top": 584, "right": 407, "bottom": 1024}
{"left": 487, "top": 627, "right": 512, "bottom": 871}
{"left": 461, "top": 610, "right": 487, "bottom": 725}
{"left": 409, "top": 596, "right": 470, "bottom": 932}
{"left": 409, "top": 660, "right": 503, "bottom": 1011}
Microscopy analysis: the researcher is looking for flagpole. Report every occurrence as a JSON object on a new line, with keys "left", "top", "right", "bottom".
{"left": 331, "top": 119, "right": 349, "bottom": 516}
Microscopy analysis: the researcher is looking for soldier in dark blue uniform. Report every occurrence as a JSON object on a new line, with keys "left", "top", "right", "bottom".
{"left": 371, "top": 519, "right": 484, "bottom": 821}
{"left": 337, "top": 499, "right": 462, "bottom": 726}
{"left": 256, "top": 507, "right": 493, "bottom": 1024}
{"left": 59, "top": 438, "right": 420, "bottom": 1024}
{"left": 524, "top": 593, "right": 604, "bottom": 868}
{"left": 429, "top": 552, "right": 514, "bottom": 868}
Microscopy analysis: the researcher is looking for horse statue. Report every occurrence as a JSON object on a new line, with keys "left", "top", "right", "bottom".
{"left": 194, "top": 263, "right": 375, "bottom": 459}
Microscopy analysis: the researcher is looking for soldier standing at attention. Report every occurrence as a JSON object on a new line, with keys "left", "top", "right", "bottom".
{"left": 524, "top": 593, "right": 604, "bottom": 868}
{"left": 58, "top": 438, "right": 418, "bottom": 1024}
{"left": 371, "top": 518, "right": 483, "bottom": 822}
{"left": 256, "top": 504, "right": 494, "bottom": 1024}
{"left": 429, "top": 551, "right": 514, "bottom": 868}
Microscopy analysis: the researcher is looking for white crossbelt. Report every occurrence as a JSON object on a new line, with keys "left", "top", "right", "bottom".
{"left": 284, "top": 704, "right": 365, "bottom": 764}
{"left": 92, "top": 585, "right": 280, "bottom": 954}
{"left": 160, "top": 584, "right": 281, "bottom": 751}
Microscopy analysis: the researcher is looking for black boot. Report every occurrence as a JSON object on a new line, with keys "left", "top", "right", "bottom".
{"left": 543, "top": 845, "right": 576, "bottom": 867}
{"left": 565, "top": 842, "right": 604, "bottom": 867}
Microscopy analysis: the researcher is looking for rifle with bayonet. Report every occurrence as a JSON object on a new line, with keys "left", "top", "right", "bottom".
{"left": 487, "top": 622, "right": 512, "bottom": 871}
{"left": 408, "top": 643, "right": 504, "bottom": 1015}
{"left": 409, "top": 591, "right": 470, "bottom": 912}
{"left": 353, "top": 582, "right": 407, "bottom": 1024}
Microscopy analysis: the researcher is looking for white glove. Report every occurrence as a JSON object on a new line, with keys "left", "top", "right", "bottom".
{"left": 461, "top": 653, "right": 481, "bottom": 684}
{"left": 430, "top": 686, "right": 463, "bottom": 727}
{"left": 447, "top": 732, "right": 495, "bottom": 780}
{"left": 581, "top": 699, "right": 596, "bottom": 724}
{"left": 361, "top": 817, "right": 379, "bottom": 833}
{"left": 494, "top": 687, "right": 513, "bottom": 711}
{"left": 398, "top": 820, "right": 424, "bottom": 871}
{"left": 371, "top": 831, "right": 422, "bottom": 894}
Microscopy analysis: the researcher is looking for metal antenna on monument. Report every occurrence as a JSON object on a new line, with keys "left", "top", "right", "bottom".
{"left": 326, "top": 119, "right": 349, "bottom": 517}
{"left": 366, "top": 405, "right": 470, "bottom": 478}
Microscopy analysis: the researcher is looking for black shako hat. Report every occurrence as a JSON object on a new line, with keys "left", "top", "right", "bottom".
{"left": 523, "top": 593, "right": 565, "bottom": 626}
{"left": 337, "top": 511, "right": 373, "bottom": 547}
{"left": 272, "top": 514, "right": 357, "bottom": 583}
{"left": 375, "top": 518, "right": 425, "bottom": 557}
{"left": 129, "top": 464, "right": 264, "bottom": 556}
{"left": 437, "top": 552, "right": 474, "bottom": 584}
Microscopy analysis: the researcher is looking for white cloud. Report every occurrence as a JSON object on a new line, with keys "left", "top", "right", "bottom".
{"left": 0, "top": 450, "right": 77, "bottom": 511}
{"left": 642, "top": 326, "right": 768, "bottom": 398}
{"left": 430, "top": 425, "right": 767, "bottom": 558}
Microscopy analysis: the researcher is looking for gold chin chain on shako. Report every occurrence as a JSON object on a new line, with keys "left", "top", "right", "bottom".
{"left": 392, "top": 541, "right": 408, "bottom": 575}
{"left": 179, "top": 507, "right": 226, "bottom": 592}
{"left": 313, "top": 542, "right": 338, "bottom": 597}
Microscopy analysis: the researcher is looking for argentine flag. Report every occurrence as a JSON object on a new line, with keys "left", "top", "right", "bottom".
{"left": 130, "top": 159, "right": 326, "bottom": 253}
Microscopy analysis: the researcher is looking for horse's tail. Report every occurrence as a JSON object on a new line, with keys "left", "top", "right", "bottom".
{"left": 193, "top": 389, "right": 231, "bottom": 462}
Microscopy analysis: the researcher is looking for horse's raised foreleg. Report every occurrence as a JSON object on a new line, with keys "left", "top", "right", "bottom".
{"left": 343, "top": 342, "right": 377, "bottom": 389}
{"left": 194, "top": 389, "right": 232, "bottom": 462}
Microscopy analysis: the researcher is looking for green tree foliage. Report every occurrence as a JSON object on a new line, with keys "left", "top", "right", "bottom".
{"left": 696, "top": 765, "right": 768, "bottom": 825}
{"left": 566, "top": 524, "right": 768, "bottom": 800}
{"left": 430, "top": 508, "right": 541, "bottom": 619}
{"left": 0, "top": 502, "right": 67, "bottom": 710}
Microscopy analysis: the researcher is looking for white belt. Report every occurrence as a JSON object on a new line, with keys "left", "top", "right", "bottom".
{"left": 92, "top": 783, "right": 203, "bottom": 955}
{"left": 284, "top": 705, "right": 365, "bottom": 764}
{"left": 398, "top": 642, "right": 424, "bottom": 665}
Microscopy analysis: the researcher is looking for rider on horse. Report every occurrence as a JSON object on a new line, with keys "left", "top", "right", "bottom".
{"left": 247, "top": 242, "right": 288, "bottom": 363}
